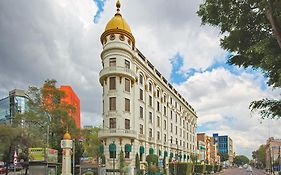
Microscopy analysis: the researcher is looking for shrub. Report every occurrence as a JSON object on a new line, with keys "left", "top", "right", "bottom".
{"left": 193, "top": 164, "right": 205, "bottom": 174}
{"left": 205, "top": 165, "right": 214, "bottom": 174}
{"left": 213, "top": 165, "right": 219, "bottom": 173}
{"left": 169, "top": 162, "right": 193, "bottom": 175}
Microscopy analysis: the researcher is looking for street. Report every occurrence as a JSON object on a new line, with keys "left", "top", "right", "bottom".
{"left": 216, "top": 167, "right": 267, "bottom": 175}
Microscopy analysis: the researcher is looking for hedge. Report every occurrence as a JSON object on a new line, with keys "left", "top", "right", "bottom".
{"left": 168, "top": 163, "right": 193, "bottom": 175}
{"left": 193, "top": 164, "right": 205, "bottom": 174}
{"left": 205, "top": 165, "right": 214, "bottom": 174}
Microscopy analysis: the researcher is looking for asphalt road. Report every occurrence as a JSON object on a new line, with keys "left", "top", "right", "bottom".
{"left": 216, "top": 167, "right": 267, "bottom": 175}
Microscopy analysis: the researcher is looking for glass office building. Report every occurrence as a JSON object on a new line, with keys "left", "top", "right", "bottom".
{"left": 0, "top": 89, "right": 28, "bottom": 124}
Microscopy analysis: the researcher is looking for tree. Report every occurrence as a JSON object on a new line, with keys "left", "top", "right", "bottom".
{"left": 81, "top": 127, "right": 102, "bottom": 158}
{"left": 218, "top": 152, "right": 229, "bottom": 162}
{"left": 233, "top": 155, "right": 250, "bottom": 166}
{"left": 135, "top": 153, "right": 140, "bottom": 175}
{"left": 14, "top": 79, "right": 80, "bottom": 162}
{"left": 252, "top": 145, "right": 266, "bottom": 168}
{"left": 197, "top": 0, "right": 281, "bottom": 119}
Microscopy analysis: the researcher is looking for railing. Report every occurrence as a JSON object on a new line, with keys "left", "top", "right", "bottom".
{"left": 99, "top": 66, "right": 137, "bottom": 81}
{"left": 98, "top": 129, "right": 137, "bottom": 139}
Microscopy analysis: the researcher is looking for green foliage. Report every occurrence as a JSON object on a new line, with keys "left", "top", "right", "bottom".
{"left": 218, "top": 152, "right": 229, "bottom": 162}
{"left": 252, "top": 144, "right": 266, "bottom": 168}
{"left": 197, "top": 0, "right": 281, "bottom": 119}
{"left": 214, "top": 165, "right": 220, "bottom": 173}
{"left": 233, "top": 155, "right": 250, "bottom": 166}
{"left": 190, "top": 153, "right": 198, "bottom": 164}
{"left": 100, "top": 154, "right": 106, "bottom": 164}
{"left": 146, "top": 154, "right": 159, "bottom": 166}
{"left": 119, "top": 150, "right": 125, "bottom": 173}
{"left": 81, "top": 127, "right": 102, "bottom": 158}
{"left": 147, "top": 165, "right": 159, "bottom": 174}
{"left": 177, "top": 163, "right": 193, "bottom": 175}
{"left": 193, "top": 164, "right": 205, "bottom": 174}
{"left": 205, "top": 164, "right": 214, "bottom": 174}
{"left": 135, "top": 153, "right": 140, "bottom": 174}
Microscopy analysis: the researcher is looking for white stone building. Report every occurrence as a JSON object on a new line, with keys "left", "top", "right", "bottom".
{"left": 98, "top": 1, "right": 198, "bottom": 173}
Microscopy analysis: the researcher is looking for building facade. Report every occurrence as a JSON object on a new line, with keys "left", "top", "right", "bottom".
{"left": 59, "top": 86, "right": 81, "bottom": 128}
{"left": 265, "top": 137, "right": 281, "bottom": 171}
{"left": 0, "top": 89, "right": 28, "bottom": 124}
{"left": 213, "top": 133, "right": 233, "bottom": 163}
{"left": 98, "top": 1, "right": 198, "bottom": 173}
{"left": 197, "top": 133, "right": 211, "bottom": 163}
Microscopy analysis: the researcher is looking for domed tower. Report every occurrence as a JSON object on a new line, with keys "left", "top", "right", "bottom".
{"left": 98, "top": 0, "right": 137, "bottom": 172}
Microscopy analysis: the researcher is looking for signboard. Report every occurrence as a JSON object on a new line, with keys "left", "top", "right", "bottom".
{"left": 28, "top": 148, "right": 58, "bottom": 163}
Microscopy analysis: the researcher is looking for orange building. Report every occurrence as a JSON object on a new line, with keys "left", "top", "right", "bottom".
{"left": 59, "top": 86, "right": 81, "bottom": 128}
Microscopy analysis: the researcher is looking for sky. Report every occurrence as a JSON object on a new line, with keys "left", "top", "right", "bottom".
{"left": 0, "top": 0, "right": 280, "bottom": 158}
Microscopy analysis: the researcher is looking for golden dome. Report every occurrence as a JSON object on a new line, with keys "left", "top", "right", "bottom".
{"left": 100, "top": 0, "right": 135, "bottom": 46}
{"left": 63, "top": 132, "right": 71, "bottom": 140}
{"left": 105, "top": 13, "right": 132, "bottom": 33}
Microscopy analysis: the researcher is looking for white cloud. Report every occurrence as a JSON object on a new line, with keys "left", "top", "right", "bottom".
{"left": 175, "top": 68, "right": 281, "bottom": 157}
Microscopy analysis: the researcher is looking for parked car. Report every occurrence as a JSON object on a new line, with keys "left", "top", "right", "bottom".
{"left": 8, "top": 164, "right": 23, "bottom": 171}
{"left": 0, "top": 166, "right": 7, "bottom": 173}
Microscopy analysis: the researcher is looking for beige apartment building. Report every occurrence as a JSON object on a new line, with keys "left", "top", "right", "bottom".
{"left": 98, "top": 1, "right": 198, "bottom": 174}
{"left": 265, "top": 137, "right": 281, "bottom": 171}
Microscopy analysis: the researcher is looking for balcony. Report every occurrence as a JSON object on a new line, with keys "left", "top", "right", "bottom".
{"left": 98, "top": 129, "right": 137, "bottom": 139}
{"left": 138, "top": 134, "right": 146, "bottom": 140}
{"left": 99, "top": 66, "right": 137, "bottom": 84}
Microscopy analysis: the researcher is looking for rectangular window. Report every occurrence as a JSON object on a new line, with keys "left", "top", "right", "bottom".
{"left": 164, "top": 134, "right": 167, "bottom": 142}
{"left": 139, "top": 89, "right": 143, "bottom": 100}
{"left": 140, "top": 106, "right": 143, "bottom": 118}
{"left": 109, "top": 58, "right": 116, "bottom": 67}
{"left": 125, "top": 98, "right": 130, "bottom": 112}
{"left": 109, "top": 97, "right": 116, "bottom": 111}
{"left": 157, "top": 89, "right": 160, "bottom": 98}
{"left": 139, "top": 74, "right": 143, "bottom": 85}
{"left": 176, "top": 114, "right": 177, "bottom": 122}
{"left": 125, "top": 78, "right": 130, "bottom": 92}
{"left": 149, "top": 128, "right": 153, "bottom": 137}
{"left": 125, "top": 59, "right": 130, "bottom": 69}
{"left": 157, "top": 116, "right": 160, "bottom": 127}
{"left": 157, "top": 101, "right": 160, "bottom": 111}
{"left": 164, "top": 120, "right": 167, "bottom": 130}
{"left": 149, "top": 112, "right": 153, "bottom": 123}
{"left": 170, "top": 123, "right": 173, "bottom": 133}
{"left": 170, "top": 111, "right": 173, "bottom": 119}
{"left": 125, "top": 119, "right": 130, "bottom": 129}
{"left": 175, "top": 126, "right": 178, "bottom": 135}
{"left": 149, "top": 96, "right": 152, "bottom": 106}
{"left": 157, "top": 131, "right": 160, "bottom": 140}
{"left": 109, "top": 77, "right": 116, "bottom": 90}
{"left": 164, "top": 106, "right": 167, "bottom": 116}
{"left": 140, "top": 124, "right": 143, "bottom": 134}
{"left": 149, "top": 82, "right": 152, "bottom": 92}
{"left": 109, "top": 118, "right": 116, "bottom": 128}
{"left": 170, "top": 97, "right": 172, "bottom": 104}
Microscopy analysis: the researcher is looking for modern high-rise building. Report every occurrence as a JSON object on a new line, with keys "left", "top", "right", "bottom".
{"left": 59, "top": 86, "right": 81, "bottom": 128}
{"left": 212, "top": 133, "right": 233, "bottom": 163}
{"left": 98, "top": 1, "right": 198, "bottom": 173}
{"left": 0, "top": 89, "right": 28, "bottom": 124}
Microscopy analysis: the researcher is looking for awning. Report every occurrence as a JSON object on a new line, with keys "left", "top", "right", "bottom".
{"left": 164, "top": 151, "right": 168, "bottom": 157}
{"left": 125, "top": 144, "right": 132, "bottom": 152}
{"left": 99, "top": 144, "right": 104, "bottom": 153}
{"left": 109, "top": 143, "right": 116, "bottom": 152}
{"left": 139, "top": 146, "right": 145, "bottom": 154}
{"left": 200, "top": 145, "right": 206, "bottom": 150}
{"left": 170, "top": 152, "right": 174, "bottom": 158}
{"left": 149, "top": 148, "right": 154, "bottom": 155}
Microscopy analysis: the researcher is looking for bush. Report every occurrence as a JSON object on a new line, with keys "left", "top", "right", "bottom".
{"left": 193, "top": 164, "right": 205, "bottom": 174}
{"left": 205, "top": 165, "right": 214, "bottom": 174}
{"left": 213, "top": 165, "right": 219, "bottom": 173}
